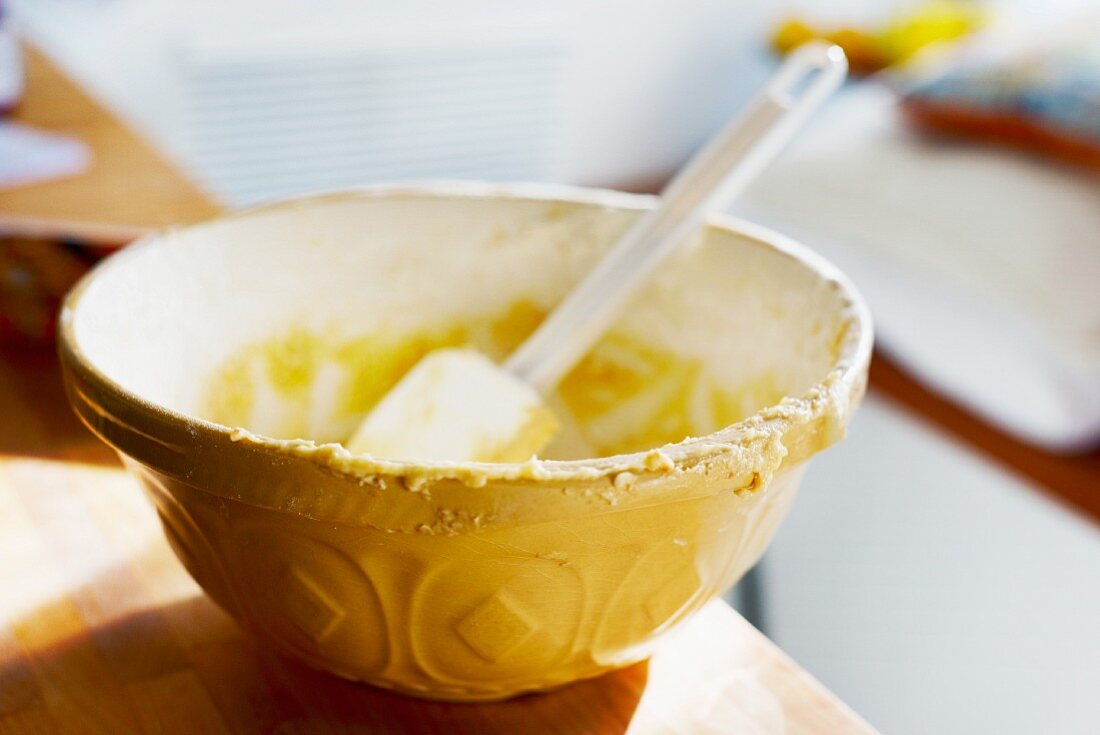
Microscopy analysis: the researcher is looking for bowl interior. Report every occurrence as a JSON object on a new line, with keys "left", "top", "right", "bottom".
{"left": 69, "top": 188, "right": 853, "bottom": 459}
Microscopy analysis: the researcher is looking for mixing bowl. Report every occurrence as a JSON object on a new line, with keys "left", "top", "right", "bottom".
{"left": 58, "top": 183, "right": 872, "bottom": 701}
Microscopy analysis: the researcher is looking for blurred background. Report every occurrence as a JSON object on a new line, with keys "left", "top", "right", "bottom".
{"left": 1, "top": 0, "right": 1098, "bottom": 733}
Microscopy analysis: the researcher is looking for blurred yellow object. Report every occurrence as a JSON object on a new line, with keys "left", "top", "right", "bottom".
{"left": 879, "top": 0, "right": 983, "bottom": 63}
{"left": 772, "top": 0, "right": 984, "bottom": 74}
{"left": 771, "top": 19, "right": 817, "bottom": 54}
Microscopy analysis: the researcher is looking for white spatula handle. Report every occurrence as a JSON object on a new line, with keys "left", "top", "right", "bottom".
{"left": 505, "top": 42, "right": 847, "bottom": 392}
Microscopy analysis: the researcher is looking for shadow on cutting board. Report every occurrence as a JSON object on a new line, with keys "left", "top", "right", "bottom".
{"left": 0, "top": 569, "right": 646, "bottom": 735}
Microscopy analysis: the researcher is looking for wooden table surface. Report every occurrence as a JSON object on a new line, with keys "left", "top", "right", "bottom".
{"left": 0, "top": 45, "right": 220, "bottom": 244}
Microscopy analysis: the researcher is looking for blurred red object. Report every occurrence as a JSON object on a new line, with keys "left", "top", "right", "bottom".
{"left": 903, "top": 101, "right": 1100, "bottom": 174}
{"left": 0, "top": 238, "right": 120, "bottom": 342}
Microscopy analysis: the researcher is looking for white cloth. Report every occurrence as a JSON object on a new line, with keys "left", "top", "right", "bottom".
{"left": 0, "top": 120, "right": 91, "bottom": 190}
{"left": 733, "top": 84, "right": 1100, "bottom": 451}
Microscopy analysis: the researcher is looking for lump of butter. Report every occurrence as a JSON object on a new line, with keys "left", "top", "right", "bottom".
{"left": 345, "top": 348, "right": 559, "bottom": 463}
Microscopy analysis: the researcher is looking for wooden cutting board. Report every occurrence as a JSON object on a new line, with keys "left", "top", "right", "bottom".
{"left": 0, "top": 456, "right": 875, "bottom": 734}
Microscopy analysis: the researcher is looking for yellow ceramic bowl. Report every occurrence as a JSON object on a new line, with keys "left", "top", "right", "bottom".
{"left": 59, "top": 184, "right": 871, "bottom": 701}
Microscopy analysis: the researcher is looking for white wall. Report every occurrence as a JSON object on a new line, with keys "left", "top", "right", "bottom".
{"left": 760, "top": 394, "right": 1100, "bottom": 734}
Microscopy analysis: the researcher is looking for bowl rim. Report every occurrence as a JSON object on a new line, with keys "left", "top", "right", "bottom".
{"left": 58, "top": 181, "right": 873, "bottom": 487}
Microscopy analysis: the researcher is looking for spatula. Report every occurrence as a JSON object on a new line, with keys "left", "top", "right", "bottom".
{"left": 346, "top": 42, "right": 847, "bottom": 462}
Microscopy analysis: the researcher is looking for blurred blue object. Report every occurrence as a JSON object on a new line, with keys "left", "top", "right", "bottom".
{"left": 0, "top": 0, "right": 24, "bottom": 112}
{"left": 904, "top": 13, "right": 1100, "bottom": 166}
